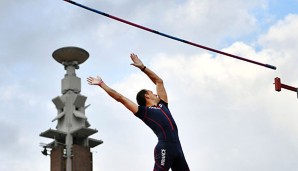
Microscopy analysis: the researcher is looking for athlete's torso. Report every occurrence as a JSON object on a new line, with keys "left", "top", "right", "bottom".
{"left": 135, "top": 100, "right": 179, "bottom": 142}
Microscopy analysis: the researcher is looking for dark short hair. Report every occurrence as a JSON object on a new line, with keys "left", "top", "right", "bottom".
{"left": 136, "top": 89, "right": 147, "bottom": 106}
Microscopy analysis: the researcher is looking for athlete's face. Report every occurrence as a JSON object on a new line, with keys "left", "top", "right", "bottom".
{"left": 146, "top": 90, "right": 158, "bottom": 101}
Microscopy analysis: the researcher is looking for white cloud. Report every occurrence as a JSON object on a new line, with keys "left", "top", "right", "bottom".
{"left": 259, "top": 14, "right": 298, "bottom": 52}
{"left": 163, "top": 0, "right": 264, "bottom": 44}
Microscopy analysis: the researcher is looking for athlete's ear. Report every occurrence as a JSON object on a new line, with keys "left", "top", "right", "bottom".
{"left": 144, "top": 93, "right": 149, "bottom": 99}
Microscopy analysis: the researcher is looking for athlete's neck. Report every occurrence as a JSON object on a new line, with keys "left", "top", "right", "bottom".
{"left": 146, "top": 99, "right": 160, "bottom": 107}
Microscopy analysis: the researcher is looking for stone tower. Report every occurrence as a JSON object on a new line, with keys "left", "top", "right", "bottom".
{"left": 40, "top": 47, "right": 103, "bottom": 171}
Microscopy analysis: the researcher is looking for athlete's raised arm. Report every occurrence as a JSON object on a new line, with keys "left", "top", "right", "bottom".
{"left": 87, "top": 76, "right": 138, "bottom": 114}
{"left": 130, "top": 53, "right": 168, "bottom": 103}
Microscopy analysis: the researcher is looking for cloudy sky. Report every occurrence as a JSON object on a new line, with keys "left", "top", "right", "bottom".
{"left": 1, "top": 0, "right": 298, "bottom": 170}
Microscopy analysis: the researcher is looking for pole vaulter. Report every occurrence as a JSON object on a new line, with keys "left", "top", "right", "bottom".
{"left": 64, "top": 0, "right": 277, "bottom": 70}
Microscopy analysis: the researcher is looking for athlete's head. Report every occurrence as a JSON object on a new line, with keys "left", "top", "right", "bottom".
{"left": 136, "top": 89, "right": 147, "bottom": 106}
{"left": 136, "top": 89, "right": 159, "bottom": 106}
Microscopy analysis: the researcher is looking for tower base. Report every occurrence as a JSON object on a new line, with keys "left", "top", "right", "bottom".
{"left": 50, "top": 145, "right": 92, "bottom": 171}
{"left": 51, "top": 145, "right": 65, "bottom": 171}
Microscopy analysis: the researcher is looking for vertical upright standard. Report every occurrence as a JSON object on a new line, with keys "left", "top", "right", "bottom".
{"left": 40, "top": 47, "right": 103, "bottom": 171}
{"left": 274, "top": 77, "right": 298, "bottom": 98}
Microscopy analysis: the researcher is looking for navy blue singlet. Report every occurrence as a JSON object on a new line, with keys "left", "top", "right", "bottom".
{"left": 135, "top": 100, "right": 190, "bottom": 171}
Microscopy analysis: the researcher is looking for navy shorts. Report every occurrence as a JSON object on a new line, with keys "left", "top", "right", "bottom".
{"left": 153, "top": 141, "right": 190, "bottom": 171}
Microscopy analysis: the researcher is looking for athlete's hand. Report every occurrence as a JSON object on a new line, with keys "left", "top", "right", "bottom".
{"left": 87, "top": 76, "right": 103, "bottom": 86}
{"left": 130, "top": 53, "right": 144, "bottom": 69}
